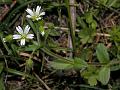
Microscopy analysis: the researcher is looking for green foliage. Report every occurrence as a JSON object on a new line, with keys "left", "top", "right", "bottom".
{"left": 78, "top": 12, "right": 97, "bottom": 44}
{"left": 50, "top": 58, "right": 88, "bottom": 70}
{"left": 88, "top": 76, "right": 97, "bottom": 86}
{"left": 0, "top": 63, "right": 5, "bottom": 90}
{"left": 0, "top": 0, "right": 12, "bottom": 4}
{"left": 81, "top": 65, "right": 98, "bottom": 86}
{"left": 98, "top": 0, "right": 120, "bottom": 8}
{"left": 79, "top": 48, "right": 93, "bottom": 61}
{"left": 107, "top": 0, "right": 118, "bottom": 7}
{"left": 112, "top": 0, "right": 120, "bottom": 8}
{"left": 98, "top": 0, "right": 108, "bottom": 5}
{"left": 73, "top": 58, "right": 88, "bottom": 69}
{"left": 96, "top": 43, "right": 110, "bottom": 63}
{"left": 77, "top": 17, "right": 87, "bottom": 29}
{"left": 81, "top": 64, "right": 111, "bottom": 86}
{"left": 0, "top": 75, "right": 5, "bottom": 90}
{"left": 5, "top": 68, "right": 35, "bottom": 79}
{"left": 26, "top": 59, "right": 33, "bottom": 71}
{"left": 110, "top": 60, "right": 120, "bottom": 71}
{"left": 78, "top": 28, "right": 95, "bottom": 44}
{"left": 0, "top": 63, "right": 4, "bottom": 74}
{"left": 1, "top": 0, "right": 120, "bottom": 89}
{"left": 47, "top": 38, "right": 59, "bottom": 48}
{"left": 50, "top": 59, "right": 73, "bottom": 70}
{"left": 110, "top": 26, "right": 120, "bottom": 42}
{"left": 25, "top": 41, "right": 39, "bottom": 51}
{"left": 98, "top": 66, "right": 110, "bottom": 85}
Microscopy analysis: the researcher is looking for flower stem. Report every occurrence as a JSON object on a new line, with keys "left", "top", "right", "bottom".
{"left": 65, "top": 0, "right": 76, "bottom": 57}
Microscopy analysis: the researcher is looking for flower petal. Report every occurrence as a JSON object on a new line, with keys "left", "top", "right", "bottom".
{"left": 3, "top": 38, "right": 6, "bottom": 42}
{"left": 20, "top": 39, "right": 25, "bottom": 45}
{"left": 16, "top": 26, "right": 23, "bottom": 34}
{"left": 24, "top": 25, "right": 30, "bottom": 34}
{"left": 41, "top": 31, "right": 45, "bottom": 36}
{"left": 26, "top": 8, "right": 34, "bottom": 16}
{"left": 26, "top": 15, "right": 32, "bottom": 18}
{"left": 36, "top": 6, "right": 41, "bottom": 15}
{"left": 13, "top": 35, "right": 21, "bottom": 39}
{"left": 40, "top": 12, "right": 45, "bottom": 16}
{"left": 26, "top": 34, "right": 34, "bottom": 39}
{"left": 36, "top": 17, "right": 41, "bottom": 21}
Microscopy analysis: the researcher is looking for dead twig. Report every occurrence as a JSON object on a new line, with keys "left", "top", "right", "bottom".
{"left": 19, "top": 52, "right": 41, "bottom": 63}
{"left": 34, "top": 73, "right": 51, "bottom": 90}
{"left": 44, "top": 26, "right": 111, "bottom": 37}
{"left": 0, "top": 0, "right": 16, "bottom": 21}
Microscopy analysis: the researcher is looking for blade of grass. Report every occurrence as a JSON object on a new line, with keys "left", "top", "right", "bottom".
{"left": 41, "top": 47, "right": 73, "bottom": 64}
{"left": 5, "top": 68, "right": 35, "bottom": 79}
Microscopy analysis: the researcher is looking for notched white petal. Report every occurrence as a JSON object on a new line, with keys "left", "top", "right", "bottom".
{"left": 16, "top": 26, "right": 23, "bottom": 34}
{"left": 3, "top": 38, "right": 6, "bottom": 42}
{"left": 26, "top": 15, "right": 32, "bottom": 18}
{"left": 36, "top": 6, "right": 41, "bottom": 15}
{"left": 36, "top": 17, "right": 41, "bottom": 21}
{"left": 41, "top": 31, "right": 45, "bottom": 36}
{"left": 24, "top": 25, "right": 30, "bottom": 34}
{"left": 26, "top": 8, "right": 34, "bottom": 16}
{"left": 20, "top": 39, "right": 25, "bottom": 45}
{"left": 26, "top": 6, "right": 45, "bottom": 21}
{"left": 26, "top": 34, "right": 34, "bottom": 39}
{"left": 40, "top": 12, "right": 45, "bottom": 16}
{"left": 13, "top": 35, "right": 21, "bottom": 39}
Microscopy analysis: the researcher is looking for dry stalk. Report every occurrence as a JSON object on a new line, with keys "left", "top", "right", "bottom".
{"left": 44, "top": 26, "right": 111, "bottom": 37}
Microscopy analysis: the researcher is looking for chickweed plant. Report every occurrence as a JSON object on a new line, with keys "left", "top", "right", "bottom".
{"left": 2, "top": 5, "right": 46, "bottom": 82}
{"left": 1, "top": 0, "right": 120, "bottom": 89}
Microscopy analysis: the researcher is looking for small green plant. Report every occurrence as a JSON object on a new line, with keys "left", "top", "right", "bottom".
{"left": 1, "top": 0, "right": 120, "bottom": 89}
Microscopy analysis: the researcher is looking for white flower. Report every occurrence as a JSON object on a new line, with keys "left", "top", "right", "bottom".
{"left": 13, "top": 25, "right": 34, "bottom": 46}
{"left": 3, "top": 38, "right": 6, "bottom": 42}
{"left": 26, "top": 6, "right": 45, "bottom": 21}
{"left": 41, "top": 31, "right": 45, "bottom": 36}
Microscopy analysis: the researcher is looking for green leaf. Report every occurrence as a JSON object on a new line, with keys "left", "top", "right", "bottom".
{"left": 0, "top": 75, "right": 5, "bottom": 90}
{"left": 77, "top": 17, "right": 87, "bottom": 28}
{"left": 79, "top": 28, "right": 95, "bottom": 44}
{"left": 74, "top": 58, "right": 88, "bottom": 69}
{"left": 0, "top": 0, "right": 12, "bottom": 4}
{"left": 47, "top": 38, "right": 59, "bottom": 48}
{"left": 46, "top": 23, "right": 61, "bottom": 36}
{"left": 110, "top": 64, "right": 120, "bottom": 71}
{"left": 110, "top": 26, "right": 120, "bottom": 42}
{"left": 91, "top": 21, "right": 97, "bottom": 30}
{"left": 112, "top": 0, "right": 120, "bottom": 8}
{"left": 85, "top": 13, "right": 93, "bottom": 24}
{"left": 26, "top": 59, "right": 33, "bottom": 71}
{"left": 49, "top": 29, "right": 61, "bottom": 36}
{"left": 98, "top": 67, "right": 110, "bottom": 85}
{"left": 25, "top": 41, "right": 39, "bottom": 51}
{"left": 96, "top": 43, "right": 110, "bottom": 63}
{"left": 42, "top": 47, "right": 71, "bottom": 63}
{"left": 5, "top": 35, "right": 13, "bottom": 42}
{"left": 88, "top": 76, "right": 97, "bottom": 86}
{"left": 110, "top": 60, "right": 120, "bottom": 71}
{"left": 81, "top": 65, "right": 98, "bottom": 79}
{"left": 107, "top": 0, "right": 118, "bottom": 7}
{"left": 99, "top": 0, "right": 108, "bottom": 5}
{"left": 5, "top": 68, "right": 34, "bottom": 79}
{"left": 50, "top": 60, "right": 73, "bottom": 70}
{"left": 0, "top": 63, "right": 4, "bottom": 74}
{"left": 27, "top": 19, "right": 37, "bottom": 35}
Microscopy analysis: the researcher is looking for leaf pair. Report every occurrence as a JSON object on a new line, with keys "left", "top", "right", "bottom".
{"left": 96, "top": 43, "right": 110, "bottom": 85}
